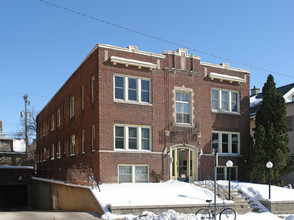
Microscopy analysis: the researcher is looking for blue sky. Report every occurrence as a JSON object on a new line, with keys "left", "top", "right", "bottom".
{"left": 1, "top": 0, "right": 294, "bottom": 137}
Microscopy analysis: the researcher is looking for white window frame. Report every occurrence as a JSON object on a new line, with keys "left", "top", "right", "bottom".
{"left": 128, "top": 126, "right": 138, "bottom": 150}
{"left": 91, "top": 125, "right": 95, "bottom": 151}
{"left": 70, "top": 96, "right": 75, "bottom": 118}
{"left": 118, "top": 165, "right": 149, "bottom": 183}
{"left": 43, "top": 147, "right": 46, "bottom": 161}
{"left": 51, "top": 114, "right": 54, "bottom": 131}
{"left": 57, "top": 141, "right": 61, "bottom": 159}
{"left": 211, "top": 89, "right": 240, "bottom": 114}
{"left": 114, "top": 124, "right": 152, "bottom": 151}
{"left": 175, "top": 92, "right": 191, "bottom": 124}
{"left": 114, "top": 75, "right": 151, "bottom": 104}
{"left": 91, "top": 77, "right": 95, "bottom": 104}
{"left": 81, "top": 86, "right": 85, "bottom": 110}
{"left": 51, "top": 144, "right": 55, "bottom": 160}
{"left": 211, "top": 131, "right": 240, "bottom": 154}
{"left": 43, "top": 122, "right": 46, "bottom": 136}
{"left": 82, "top": 129, "right": 85, "bottom": 153}
{"left": 174, "top": 87, "right": 194, "bottom": 126}
{"left": 57, "top": 109, "right": 61, "bottom": 127}
{"left": 217, "top": 166, "right": 238, "bottom": 180}
{"left": 70, "top": 134, "right": 75, "bottom": 156}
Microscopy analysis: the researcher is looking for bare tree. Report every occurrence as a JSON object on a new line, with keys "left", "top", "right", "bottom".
{"left": 15, "top": 107, "right": 38, "bottom": 143}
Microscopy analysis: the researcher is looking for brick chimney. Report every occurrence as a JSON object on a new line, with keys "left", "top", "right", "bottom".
{"left": 251, "top": 86, "right": 260, "bottom": 96}
{"left": 0, "top": 120, "right": 2, "bottom": 134}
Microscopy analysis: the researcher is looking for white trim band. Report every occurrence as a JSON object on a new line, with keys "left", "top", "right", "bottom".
{"left": 110, "top": 56, "right": 157, "bottom": 70}
{"left": 209, "top": 72, "right": 246, "bottom": 84}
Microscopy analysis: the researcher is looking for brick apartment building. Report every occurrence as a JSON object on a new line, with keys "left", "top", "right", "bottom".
{"left": 36, "top": 43, "right": 250, "bottom": 183}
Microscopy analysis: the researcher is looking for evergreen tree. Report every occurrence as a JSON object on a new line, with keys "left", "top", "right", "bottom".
{"left": 246, "top": 74, "right": 290, "bottom": 185}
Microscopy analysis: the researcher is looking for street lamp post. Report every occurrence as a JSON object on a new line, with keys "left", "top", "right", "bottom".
{"left": 23, "top": 94, "right": 29, "bottom": 159}
{"left": 212, "top": 143, "right": 218, "bottom": 220}
{"left": 266, "top": 161, "right": 273, "bottom": 200}
{"left": 226, "top": 160, "right": 233, "bottom": 200}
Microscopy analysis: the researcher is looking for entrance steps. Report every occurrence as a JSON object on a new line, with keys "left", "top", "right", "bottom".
{"left": 194, "top": 183, "right": 259, "bottom": 214}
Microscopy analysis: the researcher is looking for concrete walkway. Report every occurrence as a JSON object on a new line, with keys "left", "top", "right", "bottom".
{"left": 0, "top": 211, "right": 103, "bottom": 220}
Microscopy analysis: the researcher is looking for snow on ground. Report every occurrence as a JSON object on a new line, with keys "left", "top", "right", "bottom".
{"left": 216, "top": 180, "right": 294, "bottom": 201}
{"left": 95, "top": 180, "right": 221, "bottom": 207}
{"left": 91, "top": 180, "right": 294, "bottom": 220}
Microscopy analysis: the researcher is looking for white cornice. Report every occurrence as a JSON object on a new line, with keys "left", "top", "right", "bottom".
{"left": 284, "top": 87, "right": 294, "bottom": 103}
{"left": 209, "top": 72, "right": 246, "bottom": 84}
{"left": 201, "top": 61, "right": 250, "bottom": 73}
{"left": 110, "top": 56, "right": 157, "bottom": 70}
{"left": 98, "top": 44, "right": 165, "bottom": 58}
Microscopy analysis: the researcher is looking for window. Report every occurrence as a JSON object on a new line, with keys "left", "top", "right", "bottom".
{"left": 57, "top": 109, "right": 61, "bottom": 127}
{"left": 176, "top": 92, "right": 191, "bottom": 124}
{"left": 221, "top": 91, "right": 229, "bottom": 111}
{"left": 217, "top": 167, "right": 225, "bottom": 180}
{"left": 118, "top": 165, "right": 149, "bottom": 183}
{"left": 135, "top": 166, "right": 148, "bottom": 183}
{"left": 212, "top": 133, "right": 219, "bottom": 150}
{"left": 211, "top": 131, "right": 240, "bottom": 154}
{"left": 119, "top": 166, "right": 132, "bottom": 183}
{"left": 43, "top": 147, "right": 46, "bottom": 161}
{"left": 141, "top": 80, "right": 150, "bottom": 103}
{"left": 57, "top": 141, "right": 61, "bottom": 159}
{"left": 51, "top": 114, "right": 54, "bottom": 131}
{"left": 114, "top": 125, "right": 151, "bottom": 151}
{"left": 81, "top": 86, "right": 85, "bottom": 110}
{"left": 231, "top": 134, "right": 239, "bottom": 153}
{"left": 211, "top": 90, "right": 219, "bottom": 110}
{"left": 211, "top": 89, "right": 239, "bottom": 113}
{"left": 217, "top": 166, "right": 238, "bottom": 180}
{"left": 114, "top": 75, "right": 151, "bottom": 104}
{"left": 91, "top": 125, "right": 95, "bottom": 151}
{"left": 115, "top": 126, "right": 124, "bottom": 149}
{"left": 70, "top": 96, "right": 75, "bottom": 118}
{"left": 222, "top": 133, "right": 229, "bottom": 153}
{"left": 128, "top": 78, "right": 137, "bottom": 101}
{"left": 82, "top": 130, "right": 85, "bottom": 153}
{"left": 43, "top": 122, "right": 46, "bottom": 136}
{"left": 63, "top": 138, "right": 66, "bottom": 156}
{"left": 91, "top": 77, "right": 95, "bottom": 104}
{"left": 141, "top": 128, "right": 150, "bottom": 150}
{"left": 115, "top": 76, "right": 124, "bottom": 100}
{"left": 128, "top": 127, "right": 138, "bottom": 150}
{"left": 51, "top": 144, "right": 55, "bottom": 159}
{"left": 70, "top": 135, "right": 75, "bottom": 156}
{"left": 287, "top": 116, "right": 293, "bottom": 131}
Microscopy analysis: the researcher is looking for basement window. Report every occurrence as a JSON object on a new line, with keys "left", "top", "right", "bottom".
{"left": 118, "top": 165, "right": 148, "bottom": 183}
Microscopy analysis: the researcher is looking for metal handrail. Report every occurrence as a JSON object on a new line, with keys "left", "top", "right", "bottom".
{"left": 203, "top": 177, "right": 232, "bottom": 200}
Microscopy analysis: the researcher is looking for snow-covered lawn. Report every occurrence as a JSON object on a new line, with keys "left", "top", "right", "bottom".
{"left": 91, "top": 180, "right": 294, "bottom": 220}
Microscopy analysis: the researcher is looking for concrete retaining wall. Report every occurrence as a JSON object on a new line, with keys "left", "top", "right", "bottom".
{"left": 31, "top": 177, "right": 104, "bottom": 215}
{"left": 108, "top": 203, "right": 236, "bottom": 215}
{"left": 260, "top": 200, "right": 294, "bottom": 214}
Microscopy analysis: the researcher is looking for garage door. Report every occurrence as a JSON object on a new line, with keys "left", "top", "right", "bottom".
{"left": 0, "top": 185, "right": 28, "bottom": 208}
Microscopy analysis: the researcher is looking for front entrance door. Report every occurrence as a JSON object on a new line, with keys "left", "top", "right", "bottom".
{"left": 171, "top": 147, "right": 196, "bottom": 182}
{"left": 178, "top": 149, "right": 188, "bottom": 182}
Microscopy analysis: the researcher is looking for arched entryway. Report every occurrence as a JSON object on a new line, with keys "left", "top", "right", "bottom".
{"left": 170, "top": 145, "right": 199, "bottom": 182}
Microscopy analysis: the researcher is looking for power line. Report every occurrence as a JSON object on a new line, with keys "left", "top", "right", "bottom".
{"left": 0, "top": 91, "right": 49, "bottom": 99}
{"left": 38, "top": 0, "right": 294, "bottom": 79}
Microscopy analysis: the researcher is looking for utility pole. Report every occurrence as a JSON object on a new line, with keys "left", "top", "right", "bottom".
{"left": 23, "top": 94, "right": 29, "bottom": 159}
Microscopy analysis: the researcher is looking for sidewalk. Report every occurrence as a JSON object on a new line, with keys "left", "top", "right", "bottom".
{"left": 0, "top": 211, "right": 102, "bottom": 220}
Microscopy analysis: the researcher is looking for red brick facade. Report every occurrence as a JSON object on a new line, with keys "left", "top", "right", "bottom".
{"left": 37, "top": 44, "right": 250, "bottom": 183}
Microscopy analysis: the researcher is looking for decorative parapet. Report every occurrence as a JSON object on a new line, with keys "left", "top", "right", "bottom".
{"left": 208, "top": 72, "right": 246, "bottom": 84}
{"left": 110, "top": 56, "right": 157, "bottom": 70}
